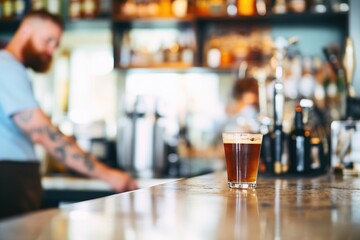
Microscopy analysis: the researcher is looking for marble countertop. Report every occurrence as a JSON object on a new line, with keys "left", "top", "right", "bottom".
{"left": 1, "top": 171, "right": 360, "bottom": 239}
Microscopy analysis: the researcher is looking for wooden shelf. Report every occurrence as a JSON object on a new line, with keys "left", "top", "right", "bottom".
{"left": 195, "top": 11, "right": 348, "bottom": 21}
{"left": 117, "top": 62, "right": 193, "bottom": 70}
{"left": 112, "top": 14, "right": 195, "bottom": 23}
{"left": 111, "top": 11, "right": 348, "bottom": 24}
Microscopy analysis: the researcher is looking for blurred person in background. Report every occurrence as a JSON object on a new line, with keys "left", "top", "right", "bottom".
{"left": 223, "top": 77, "right": 260, "bottom": 133}
{"left": 0, "top": 10, "right": 137, "bottom": 220}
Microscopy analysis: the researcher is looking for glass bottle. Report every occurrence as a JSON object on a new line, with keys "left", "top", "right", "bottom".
{"left": 311, "top": 0, "right": 327, "bottom": 13}
{"left": 237, "top": 0, "right": 255, "bottom": 16}
{"left": 272, "top": 0, "right": 286, "bottom": 14}
{"left": 47, "top": 0, "right": 62, "bottom": 15}
{"left": 289, "top": 104, "right": 311, "bottom": 173}
{"left": 31, "top": 0, "right": 45, "bottom": 10}
{"left": 287, "top": 0, "right": 306, "bottom": 13}
{"left": 82, "top": 0, "right": 99, "bottom": 18}
{"left": 226, "top": 0, "right": 237, "bottom": 16}
{"left": 159, "top": 0, "right": 171, "bottom": 16}
{"left": 331, "top": 0, "right": 349, "bottom": 13}
{"left": 12, "top": 0, "right": 27, "bottom": 19}
{"left": 2, "top": 0, "right": 13, "bottom": 19}
{"left": 69, "top": 0, "right": 82, "bottom": 19}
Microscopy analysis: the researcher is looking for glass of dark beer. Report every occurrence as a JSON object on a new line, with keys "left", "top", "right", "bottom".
{"left": 222, "top": 132, "right": 263, "bottom": 189}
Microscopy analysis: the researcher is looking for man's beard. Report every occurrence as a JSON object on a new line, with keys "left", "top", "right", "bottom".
{"left": 22, "top": 39, "right": 52, "bottom": 73}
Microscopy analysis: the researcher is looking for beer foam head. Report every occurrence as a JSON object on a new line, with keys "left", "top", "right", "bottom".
{"left": 222, "top": 132, "right": 263, "bottom": 144}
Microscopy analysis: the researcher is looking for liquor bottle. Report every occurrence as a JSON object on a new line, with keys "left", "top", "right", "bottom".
{"left": 12, "top": 0, "right": 27, "bottom": 19}
{"left": 69, "top": 0, "right": 82, "bottom": 19}
{"left": 289, "top": 104, "right": 311, "bottom": 173}
{"left": 159, "top": 0, "right": 171, "bottom": 16}
{"left": 2, "top": 0, "right": 13, "bottom": 19}
{"left": 287, "top": 0, "right": 306, "bottom": 13}
{"left": 47, "top": 0, "right": 62, "bottom": 15}
{"left": 272, "top": 0, "right": 286, "bottom": 14}
{"left": 172, "top": 0, "right": 187, "bottom": 18}
{"left": 237, "top": 0, "right": 255, "bottom": 16}
{"left": 31, "top": 0, "right": 45, "bottom": 10}
{"left": 226, "top": 0, "right": 237, "bottom": 16}
{"left": 82, "top": 0, "right": 98, "bottom": 18}
{"left": 311, "top": 0, "right": 327, "bottom": 13}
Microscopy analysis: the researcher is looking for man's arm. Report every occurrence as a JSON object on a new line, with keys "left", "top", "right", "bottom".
{"left": 12, "top": 108, "right": 137, "bottom": 192}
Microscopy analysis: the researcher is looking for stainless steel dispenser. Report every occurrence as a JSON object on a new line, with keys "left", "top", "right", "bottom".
{"left": 272, "top": 36, "right": 298, "bottom": 174}
{"left": 117, "top": 95, "right": 167, "bottom": 178}
{"left": 272, "top": 37, "right": 287, "bottom": 174}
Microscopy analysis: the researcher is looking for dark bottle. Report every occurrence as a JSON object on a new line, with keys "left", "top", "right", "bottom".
{"left": 290, "top": 104, "right": 311, "bottom": 173}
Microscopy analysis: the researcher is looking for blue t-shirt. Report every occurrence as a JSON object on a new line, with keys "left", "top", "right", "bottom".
{"left": 0, "top": 50, "right": 39, "bottom": 161}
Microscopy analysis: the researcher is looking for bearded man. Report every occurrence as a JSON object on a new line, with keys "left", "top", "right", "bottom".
{"left": 0, "top": 10, "right": 137, "bottom": 220}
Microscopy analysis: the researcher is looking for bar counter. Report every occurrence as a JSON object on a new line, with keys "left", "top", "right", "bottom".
{"left": 1, "top": 171, "right": 360, "bottom": 239}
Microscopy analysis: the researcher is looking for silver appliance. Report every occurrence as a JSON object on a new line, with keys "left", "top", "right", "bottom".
{"left": 117, "top": 95, "right": 169, "bottom": 178}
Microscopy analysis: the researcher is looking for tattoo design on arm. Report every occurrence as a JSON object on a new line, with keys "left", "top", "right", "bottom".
{"left": 72, "top": 152, "right": 95, "bottom": 171}
{"left": 55, "top": 146, "right": 66, "bottom": 162}
{"left": 73, "top": 153, "right": 82, "bottom": 160}
{"left": 83, "top": 153, "right": 95, "bottom": 171}
{"left": 45, "top": 126, "right": 61, "bottom": 142}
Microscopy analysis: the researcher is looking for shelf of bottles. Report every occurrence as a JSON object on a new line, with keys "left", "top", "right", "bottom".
{"left": 0, "top": 0, "right": 113, "bottom": 47}
{"left": 0, "top": 0, "right": 112, "bottom": 22}
{"left": 112, "top": 0, "right": 351, "bottom": 178}
{"left": 112, "top": 0, "right": 349, "bottom": 21}
{"left": 112, "top": 0, "right": 349, "bottom": 70}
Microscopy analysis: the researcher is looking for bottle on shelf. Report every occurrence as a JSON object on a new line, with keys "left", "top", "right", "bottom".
{"left": 1, "top": 0, "right": 14, "bottom": 19}
{"left": 289, "top": 104, "right": 311, "bottom": 173}
{"left": 81, "top": 0, "right": 99, "bottom": 18}
{"left": 204, "top": 0, "right": 227, "bottom": 16}
{"left": 237, "top": 0, "right": 255, "bottom": 16}
{"left": 272, "top": 0, "right": 287, "bottom": 14}
{"left": 331, "top": 0, "right": 349, "bottom": 13}
{"left": 287, "top": 0, "right": 307, "bottom": 13}
{"left": 120, "top": 0, "right": 135, "bottom": 17}
{"left": 31, "top": 0, "right": 45, "bottom": 11}
{"left": 12, "top": 0, "right": 27, "bottom": 19}
{"left": 47, "top": 0, "right": 62, "bottom": 16}
{"left": 311, "top": 0, "right": 327, "bottom": 13}
{"left": 159, "top": 0, "right": 172, "bottom": 17}
{"left": 255, "top": 0, "right": 266, "bottom": 16}
{"left": 172, "top": 0, "right": 187, "bottom": 17}
{"left": 226, "top": 0, "right": 237, "bottom": 16}
{"left": 69, "top": 0, "right": 82, "bottom": 19}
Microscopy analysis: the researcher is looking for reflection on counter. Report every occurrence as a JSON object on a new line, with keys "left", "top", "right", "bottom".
{"left": 41, "top": 175, "right": 179, "bottom": 208}
{"left": 41, "top": 157, "right": 223, "bottom": 208}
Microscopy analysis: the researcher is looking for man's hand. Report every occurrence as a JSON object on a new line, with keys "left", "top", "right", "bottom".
{"left": 102, "top": 168, "right": 138, "bottom": 193}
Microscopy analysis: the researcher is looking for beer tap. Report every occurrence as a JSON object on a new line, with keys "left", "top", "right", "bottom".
{"left": 343, "top": 37, "right": 356, "bottom": 98}
{"left": 272, "top": 36, "right": 298, "bottom": 174}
